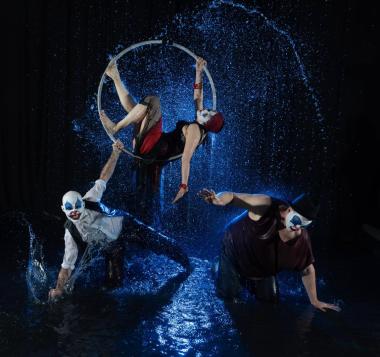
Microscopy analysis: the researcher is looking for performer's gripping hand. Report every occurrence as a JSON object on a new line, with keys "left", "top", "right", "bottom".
{"left": 105, "top": 61, "right": 120, "bottom": 80}
{"left": 112, "top": 139, "right": 124, "bottom": 154}
{"left": 48, "top": 288, "right": 63, "bottom": 301}
{"left": 196, "top": 57, "right": 207, "bottom": 72}
{"left": 198, "top": 189, "right": 224, "bottom": 206}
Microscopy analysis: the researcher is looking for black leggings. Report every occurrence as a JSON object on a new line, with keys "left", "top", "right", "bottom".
{"left": 122, "top": 226, "right": 190, "bottom": 271}
{"left": 216, "top": 244, "right": 279, "bottom": 303}
{"left": 103, "top": 217, "right": 190, "bottom": 284}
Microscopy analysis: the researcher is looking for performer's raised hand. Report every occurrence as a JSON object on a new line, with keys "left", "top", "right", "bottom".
{"left": 196, "top": 57, "right": 207, "bottom": 72}
{"left": 105, "top": 61, "right": 120, "bottom": 80}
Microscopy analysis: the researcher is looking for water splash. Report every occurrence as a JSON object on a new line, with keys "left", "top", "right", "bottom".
{"left": 211, "top": 0, "right": 324, "bottom": 123}
{"left": 25, "top": 220, "right": 48, "bottom": 304}
{"left": 64, "top": 242, "right": 105, "bottom": 294}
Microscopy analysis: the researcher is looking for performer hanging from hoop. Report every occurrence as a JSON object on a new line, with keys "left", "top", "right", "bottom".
{"left": 100, "top": 57, "right": 224, "bottom": 203}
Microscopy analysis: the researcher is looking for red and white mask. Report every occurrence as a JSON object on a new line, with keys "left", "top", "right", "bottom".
{"left": 196, "top": 109, "right": 217, "bottom": 124}
{"left": 196, "top": 110, "right": 224, "bottom": 133}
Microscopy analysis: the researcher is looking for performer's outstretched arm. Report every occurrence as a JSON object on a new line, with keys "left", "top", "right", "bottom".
{"left": 172, "top": 124, "right": 201, "bottom": 203}
{"left": 105, "top": 61, "right": 137, "bottom": 113}
{"left": 199, "top": 189, "right": 271, "bottom": 210}
{"left": 48, "top": 268, "right": 71, "bottom": 301}
{"left": 301, "top": 264, "right": 341, "bottom": 312}
{"left": 172, "top": 57, "right": 207, "bottom": 204}
{"left": 194, "top": 57, "right": 206, "bottom": 111}
{"left": 99, "top": 139, "right": 124, "bottom": 183}
{"left": 48, "top": 229, "right": 78, "bottom": 301}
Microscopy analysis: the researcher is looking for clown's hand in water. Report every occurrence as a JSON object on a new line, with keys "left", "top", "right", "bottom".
{"left": 198, "top": 189, "right": 341, "bottom": 312}
{"left": 102, "top": 56, "right": 224, "bottom": 204}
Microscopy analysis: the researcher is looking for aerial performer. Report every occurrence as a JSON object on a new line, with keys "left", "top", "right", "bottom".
{"left": 199, "top": 189, "right": 341, "bottom": 312}
{"left": 100, "top": 56, "right": 224, "bottom": 203}
{"left": 48, "top": 140, "right": 190, "bottom": 301}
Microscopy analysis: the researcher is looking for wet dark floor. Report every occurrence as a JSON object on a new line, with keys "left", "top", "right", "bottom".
{"left": 1, "top": 222, "right": 380, "bottom": 357}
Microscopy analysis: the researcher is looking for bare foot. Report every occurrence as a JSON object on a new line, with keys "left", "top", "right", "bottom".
{"left": 99, "top": 110, "right": 117, "bottom": 135}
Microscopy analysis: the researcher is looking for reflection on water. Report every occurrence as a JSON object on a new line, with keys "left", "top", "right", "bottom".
{"left": 20, "top": 256, "right": 244, "bottom": 356}
{"left": 148, "top": 258, "right": 239, "bottom": 356}
{"left": 1, "top": 233, "right": 379, "bottom": 356}
{"left": 1, "top": 213, "right": 378, "bottom": 356}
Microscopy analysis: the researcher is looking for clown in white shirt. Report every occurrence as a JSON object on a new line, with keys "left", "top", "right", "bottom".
{"left": 49, "top": 140, "right": 190, "bottom": 301}
{"left": 49, "top": 140, "right": 125, "bottom": 300}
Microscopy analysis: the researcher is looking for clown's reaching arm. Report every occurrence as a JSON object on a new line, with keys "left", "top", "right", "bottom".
{"left": 301, "top": 264, "right": 341, "bottom": 312}
{"left": 199, "top": 189, "right": 271, "bottom": 214}
{"left": 194, "top": 57, "right": 206, "bottom": 111}
{"left": 105, "top": 61, "right": 137, "bottom": 113}
{"left": 48, "top": 269, "right": 71, "bottom": 300}
{"left": 48, "top": 230, "right": 78, "bottom": 300}
{"left": 99, "top": 140, "right": 124, "bottom": 183}
{"left": 82, "top": 140, "right": 124, "bottom": 203}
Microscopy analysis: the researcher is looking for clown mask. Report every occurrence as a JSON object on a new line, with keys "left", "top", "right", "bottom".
{"left": 61, "top": 191, "right": 85, "bottom": 221}
{"left": 285, "top": 210, "right": 312, "bottom": 231}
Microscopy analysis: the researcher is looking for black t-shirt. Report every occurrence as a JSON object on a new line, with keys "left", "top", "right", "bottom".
{"left": 223, "top": 200, "right": 315, "bottom": 278}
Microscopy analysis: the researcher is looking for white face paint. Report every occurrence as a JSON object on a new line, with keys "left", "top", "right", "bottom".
{"left": 196, "top": 109, "right": 216, "bottom": 124}
{"left": 285, "top": 210, "right": 312, "bottom": 231}
{"left": 61, "top": 191, "right": 85, "bottom": 221}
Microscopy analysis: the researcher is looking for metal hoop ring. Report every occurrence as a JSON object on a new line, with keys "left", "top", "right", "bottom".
{"left": 97, "top": 40, "right": 217, "bottom": 162}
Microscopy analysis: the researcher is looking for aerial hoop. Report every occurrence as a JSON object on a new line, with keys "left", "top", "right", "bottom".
{"left": 97, "top": 39, "right": 217, "bottom": 162}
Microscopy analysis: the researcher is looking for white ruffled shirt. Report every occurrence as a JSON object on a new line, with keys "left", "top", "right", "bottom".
{"left": 61, "top": 179, "right": 124, "bottom": 270}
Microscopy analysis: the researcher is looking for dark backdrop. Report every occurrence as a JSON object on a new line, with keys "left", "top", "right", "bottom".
{"left": 1, "top": 0, "right": 379, "bottom": 247}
